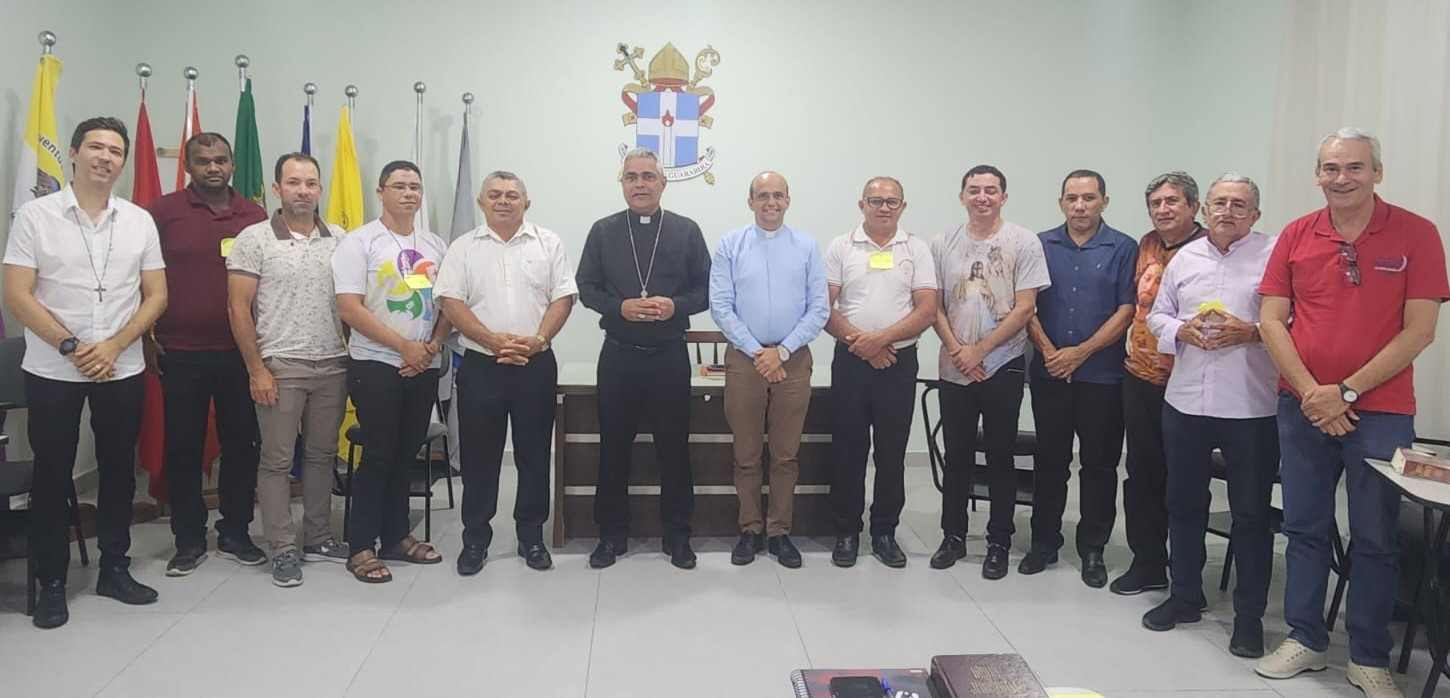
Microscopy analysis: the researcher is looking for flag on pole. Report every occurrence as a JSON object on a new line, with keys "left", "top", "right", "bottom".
{"left": 130, "top": 91, "right": 162, "bottom": 206}
{"left": 11, "top": 54, "right": 65, "bottom": 216}
{"left": 174, "top": 83, "right": 201, "bottom": 191}
{"left": 233, "top": 78, "right": 265, "bottom": 206}
{"left": 448, "top": 108, "right": 475, "bottom": 240}
{"left": 9, "top": 52, "right": 65, "bottom": 345}
{"left": 300, "top": 103, "right": 312, "bottom": 155}
{"left": 324, "top": 106, "right": 364, "bottom": 230}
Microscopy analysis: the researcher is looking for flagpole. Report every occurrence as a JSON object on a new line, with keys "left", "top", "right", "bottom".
{"left": 182, "top": 66, "right": 198, "bottom": 134}
{"left": 136, "top": 62, "right": 150, "bottom": 93}
{"left": 305, "top": 82, "right": 316, "bottom": 107}
{"left": 39, "top": 30, "right": 56, "bottom": 56}
{"left": 346, "top": 84, "right": 358, "bottom": 112}
{"left": 235, "top": 54, "right": 249, "bottom": 93}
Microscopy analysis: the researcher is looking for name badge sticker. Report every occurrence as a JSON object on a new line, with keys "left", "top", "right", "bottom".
{"left": 404, "top": 273, "right": 433, "bottom": 290}
{"left": 220, "top": 237, "right": 236, "bottom": 258}
{"left": 869, "top": 251, "right": 895, "bottom": 270}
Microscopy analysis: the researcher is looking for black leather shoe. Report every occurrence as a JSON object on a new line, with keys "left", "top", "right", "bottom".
{"left": 982, "top": 544, "right": 1010, "bottom": 580}
{"left": 768, "top": 535, "right": 802, "bottom": 569}
{"left": 96, "top": 568, "right": 158, "bottom": 605}
{"left": 1018, "top": 550, "right": 1058, "bottom": 575}
{"left": 663, "top": 539, "right": 697, "bottom": 569}
{"left": 33, "top": 579, "right": 68, "bottom": 629}
{"left": 930, "top": 535, "right": 967, "bottom": 570}
{"left": 1230, "top": 616, "right": 1265, "bottom": 658}
{"left": 1141, "top": 596, "right": 1202, "bottom": 631}
{"left": 589, "top": 538, "right": 627, "bottom": 569}
{"left": 731, "top": 532, "right": 764, "bottom": 566}
{"left": 1109, "top": 564, "right": 1169, "bottom": 595}
{"left": 517, "top": 542, "right": 552, "bottom": 571}
{"left": 456, "top": 544, "right": 488, "bottom": 576}
{"left": 870, "top": 535, "right": 907, "bottom": 568}
{"left": 831, "top": 534, "right": 860, "bottom": 568}
{"left": 1080, "top": 550, "right": 1108, "bottom": 588}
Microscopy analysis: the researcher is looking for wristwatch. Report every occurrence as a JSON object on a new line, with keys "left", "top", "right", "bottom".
{"left": 1339, "top": 383, "right": 1360, "bottom": 404}
{"left": 59, "top": 336, "right": 79, "bottom": 356}
{"left": 535, "top": 334, "right": 550, "bottom": 352}
{"left": 777, "top": 346, "right": 791, "bottom": 363}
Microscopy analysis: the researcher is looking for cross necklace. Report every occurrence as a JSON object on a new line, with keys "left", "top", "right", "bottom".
{"left": 72, "top": 210, "right": 115, "bottom": 302}
{"left": 626, "top": 210, "right": 663, "bottom": 298}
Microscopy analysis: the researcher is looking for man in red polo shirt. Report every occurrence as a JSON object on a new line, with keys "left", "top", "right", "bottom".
{"left": 1254, "top": 127, "right": 1448, "bottom": 697}
{"left": 145, "top": 133, "right": 269, "bottom": 576}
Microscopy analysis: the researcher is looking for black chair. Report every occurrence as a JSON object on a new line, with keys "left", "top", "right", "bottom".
{"left": 0, "top": 336, "right": 89, "bottom": 617}
{"left": 919, "top": 379, "right": 1037, "bottom": 507}
{"left": 1207, "top": 449, "right": 1350, "bottom": 629}
{"left": 336, "top": 399, "right": 454, "bottom": 542}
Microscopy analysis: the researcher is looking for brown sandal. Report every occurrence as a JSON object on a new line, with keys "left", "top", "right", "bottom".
{"left": 347, "top": 550, "right": 392, "bottom": 583}
{"left": 379, "top": 536, "right": 443, "bottom": 565}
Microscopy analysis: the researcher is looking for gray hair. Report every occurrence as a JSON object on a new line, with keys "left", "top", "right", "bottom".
{"left": 621, "top": 147, "right": 664, "bottom": 176}
{"left": 1144, "top": 171, "right": 1199, "bottom": 207}
{"left": 479, "top": 170, "right": 527, "bottom": 198}
{"left": 1317, "top": 127, "right": 1382, "bottom": 170}
{"left": 1208, "top": 171, "right": 1260, "bottom": 209}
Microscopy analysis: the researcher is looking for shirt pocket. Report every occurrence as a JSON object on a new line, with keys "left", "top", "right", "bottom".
{"left": 519, "top": 255, "right": 551, "bottom": 297}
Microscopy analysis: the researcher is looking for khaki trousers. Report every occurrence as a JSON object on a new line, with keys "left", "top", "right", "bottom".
{"left": 254, "top": 356, "right": 347, "bottom": 554}
{"left": 724, "top": 347, "right": 812, "bottom": 536}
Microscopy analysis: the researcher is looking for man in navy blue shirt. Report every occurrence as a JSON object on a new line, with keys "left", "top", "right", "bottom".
{"left": 1025, "top": 169, "right": 1138, "bottom": 588}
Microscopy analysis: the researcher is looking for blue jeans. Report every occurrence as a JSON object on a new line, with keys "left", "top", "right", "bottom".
{"left": 1278, "top": 390, "right": 1414, "bottom": 667}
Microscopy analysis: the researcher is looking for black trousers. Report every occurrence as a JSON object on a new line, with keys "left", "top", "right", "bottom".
{"left": 1121, "top": 374, "right": 1169, "bottom": 570}
{"left": 830, "top": 343, "right": 918, "bottom": 537}
{"left": 1163, "top": 405, "right": 1278, "bottom": 618}
{"left": 939, "top": 356, "right": 1026, "bottom": 547}
{"left": 1028, "top": 377, "right": 1124, "bottom": 555}
{"left": 159, "top": 349, "right": 260, "bottom": 550}
{"left": 345, "top": 359, "right": 439, "bottom": 554}
{"left": 594, "top": 340, "right": 693, "bottom": 541}
{"left": 456, "top": 349, "right": 556, "bottom": 548}
{"left": 26, "top": 372, "right": 144, "bottom": 581}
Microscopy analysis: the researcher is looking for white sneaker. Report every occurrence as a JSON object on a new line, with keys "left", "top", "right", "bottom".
{"left": 1254, "top": 638, "right": 1328, "bottom": 679}
{"left": 1347, "top": 661, "right": 1402, "bottom": 698}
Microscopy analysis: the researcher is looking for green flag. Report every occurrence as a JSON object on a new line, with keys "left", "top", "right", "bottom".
{"left": 234, "top": 78, "right": 265, "bottom": 205}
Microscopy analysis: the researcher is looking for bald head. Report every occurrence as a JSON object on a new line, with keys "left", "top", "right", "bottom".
{"left": 747, "top": 171, "right": 791, "bottom": 231}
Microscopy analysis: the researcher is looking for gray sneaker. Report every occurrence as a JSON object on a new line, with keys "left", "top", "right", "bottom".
{"left": 302, "top": 537, "right": 350, "bottom": 563}
{"left": 272, "top": 550, "right": 303, "bottom": 588}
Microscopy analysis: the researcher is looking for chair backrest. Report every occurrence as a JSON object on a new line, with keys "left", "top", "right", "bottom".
{"left": 684, "top": 330, "right": 728, "bottom": 365}
{"left": 0, "top": 336, "right": 26, "bottom": 410}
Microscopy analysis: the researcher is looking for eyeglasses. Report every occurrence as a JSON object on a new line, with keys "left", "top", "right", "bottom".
{"left": 1339, "top": 243, "right": 1360, "bottom": 286}
{"left": 864, "top": 197, "right": 904, "bottom": 210}
{"left": 385, "top": 183, "right": 423, "bottom": 193}
{"left": 1207, "top": 200, "right": 1253, "bottom": 218}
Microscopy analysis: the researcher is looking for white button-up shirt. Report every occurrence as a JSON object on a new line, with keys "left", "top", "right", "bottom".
{"left": 3, "top": 186, "right": 165, "bottom": 382}
{"left": 433, "top": 221, "right": 578, "bottom": 356}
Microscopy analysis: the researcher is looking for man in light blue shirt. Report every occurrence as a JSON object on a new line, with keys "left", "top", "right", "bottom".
{"left": 709, "top": 171, "right": 829, "bottom": 568}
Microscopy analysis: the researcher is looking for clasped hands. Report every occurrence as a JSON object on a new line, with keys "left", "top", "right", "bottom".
{"left": 73, "top": 339, "right": 122, "bottom": 382}
{"left": 397, "top": 339, "right": 445, "bottom": 376}
{"left": 621, "top": 296, "right": 676, "bottom": 323}
{"left": 1299, "top": 383, "right": 1359, "bottom": 436}
{"left": 1175, "top": 309, "right": 1258, "bottom": 352}
{"left": 844, "top": 331, "right": 897, "bottom": 370}
{"left": 486, "top": 333, "right": 544, "bottom": 366}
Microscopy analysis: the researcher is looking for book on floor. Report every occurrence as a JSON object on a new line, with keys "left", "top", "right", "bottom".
{"left": 930, "top": 653, "right": 1048, "bottom": 697}
{"left": 789, "top": 667, "right": 933, "bottom": 698}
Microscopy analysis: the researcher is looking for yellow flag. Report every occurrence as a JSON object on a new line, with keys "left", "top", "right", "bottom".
{"left": 12, "top": 54, "right": 65, "bottom": 214}
{"left": 324, "top": 106, "right": 364, "bottom": 230}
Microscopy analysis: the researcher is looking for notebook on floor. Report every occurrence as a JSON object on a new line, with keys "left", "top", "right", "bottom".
{"left": 789, "top": 667, "right": 934, "bottom": 698}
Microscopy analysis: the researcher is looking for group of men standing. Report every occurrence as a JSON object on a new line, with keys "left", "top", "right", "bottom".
{"left": 3, "top": 116, "right": 1446, "bottom": 698}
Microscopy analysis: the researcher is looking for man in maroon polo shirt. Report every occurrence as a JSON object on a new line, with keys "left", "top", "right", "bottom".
{"left": 145, "top": 132, "right": 269, "bottom": 576}
{"left": 1254, "top": 127, "right": 1449, "bottom": 697}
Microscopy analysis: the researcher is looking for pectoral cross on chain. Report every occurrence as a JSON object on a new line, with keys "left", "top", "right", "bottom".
{"left": 94, "top": 284, "right": 106, "bottom": 302}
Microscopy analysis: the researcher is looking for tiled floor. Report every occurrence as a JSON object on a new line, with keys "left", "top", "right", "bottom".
{"left": 2, "top": 463, "right": 1447, "bottom": 697}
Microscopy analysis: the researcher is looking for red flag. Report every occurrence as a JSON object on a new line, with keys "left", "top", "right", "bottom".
{"left": 174, "top": 86, "right": 201, "bottom": 191}
{"left": 136, "top": 89, "right": 221, "bottom": 502}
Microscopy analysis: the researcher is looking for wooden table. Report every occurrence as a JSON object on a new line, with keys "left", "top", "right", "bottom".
{"left": 551, "top": 361, "right": 838, "bottom": 545}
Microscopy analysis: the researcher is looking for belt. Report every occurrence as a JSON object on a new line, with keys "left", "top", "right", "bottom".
{"left": 603, "top": 335, "right": 680, "bottom": 354}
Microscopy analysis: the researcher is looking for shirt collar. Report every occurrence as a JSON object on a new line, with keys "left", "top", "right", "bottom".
{"left": 474, "top": 221, "right": 536, "bottom": 243}
{"left": 1046, "top": 220, "right": 1115, "bottom": 249}
{"left": 755, "top": 222, "right": 791, "bottom": 239}
{"left": 269, "top": 210, "right": 331, "bottom": 240}
{"left": 183, "top": 184, "right": 250, "bottom": 217}
{"left": 849, "top": 225, "right": 907, "bottom": 248}
{"left": 59, "top": 185, "right": 118, "bottom": 227}
{"left": 1206, "top": 230, "right": 1262, "bottom": 256}
{"left": 1310, "top": 194, "right": 1391, "bottom": 238}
